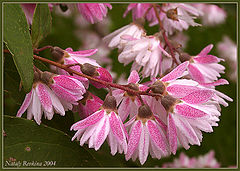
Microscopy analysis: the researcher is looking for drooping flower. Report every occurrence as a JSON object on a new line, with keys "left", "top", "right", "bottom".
{"left": 71, "top": 95, "right": 128, "bottom": 155}
{"left": 125, "top": 104, "right": 169, "bottom": 165}
{"left": 179, "top": 44, "right": 225, "bottom": 84}
{"left": 193, "top": 4, "right": 226, "bottom": 26}
{"left": 150, "top": 3, "right": 203, "bottom": 35}
{"left": 74, "top": 91, "right": 103, "bottom": 119}
{"left": 112, "top": 70, "right": 148, "bottom": 122}
{"left": 118, "top": 35, "right": 171, "bottom": 78}
{"left": 103, "top": 22, "right": 146, "bottom": 50}
{"left": 217, "top": 36, "right": 237, "bottom": 81}
{"left": 17, "top": 70, "right": 86, "bottom": 125}
{"left": 162, "top": 151, "right": 220, "bottom": 168}
{"left": 77, "top": 3, "right": 112, "bottom": 24}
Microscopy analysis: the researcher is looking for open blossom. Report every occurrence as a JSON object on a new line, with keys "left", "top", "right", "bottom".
{"left": 179, "top": 44, "right": 225, "bottom": 84}
{"left": 71, "top": 95, "right": 128, "bottom": 155}
{"left": 193, "top": 4, "right": 226, "bottom": 26}
{"left": 118, "top": 35, "right": 171, "bottom": 78}
{"left": 217, "top": 36, "right": 237, "bottom": 81}
{"left": 17, "top": 71, "right": 86, "bottom": 125}
{"left": 150, "top": 3, "right": 202, "bottom": 35}
{"left": 112, "top": 70, "right": 148, "bottom": 122}
{"left": 162, "top": 151, "right": 220, "bottom": 168}
{"left": 103, "top": 23, "right": 146, "bottom": 50}
{"left": 77, "top": 3, "right": 112, "bottom": 24}
{"left": 125, "top": 105, "right": 169, "bottom": 165}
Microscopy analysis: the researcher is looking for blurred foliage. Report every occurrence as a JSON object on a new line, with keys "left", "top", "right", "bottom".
{"left": 3, "top": 3, "right": 237, "bottom": 167}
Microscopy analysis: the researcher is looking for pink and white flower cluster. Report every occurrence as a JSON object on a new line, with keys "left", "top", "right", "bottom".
{"left": 162, "top": 151, "right": 220, "bottom": 168}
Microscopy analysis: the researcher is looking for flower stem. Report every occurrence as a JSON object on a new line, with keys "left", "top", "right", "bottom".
{"left": 33, "top": 55, "right": 162, "bottom": 98}
{"left": 152, "top": 4, "right": 179, "bottom": 65}
{"left": 33, "top": 45, "right": 53, "bottom": 54}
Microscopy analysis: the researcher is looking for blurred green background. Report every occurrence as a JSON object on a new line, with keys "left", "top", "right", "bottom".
{"left": 3, "top": 3, "right": 237, "bottom": 167}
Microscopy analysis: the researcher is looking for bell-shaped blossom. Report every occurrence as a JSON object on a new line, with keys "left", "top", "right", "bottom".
{"left": 77, "top": 3, "right": 112, "bottom": 24}
{"left": 103, "top": 23, "right": 146, "bottom": 50}
{"left": 123, "top": 3, "right": 152, "bottom": 21}
{"left": 21, "top": 4, "right": 36, "bottom": 24}
{"left": 118, "top": 35, "right": 171, "bottom": 78}
{"left": 162, "top": 151, "right": 220, "bottom": 168}
{"left": 150, "top": 3, "right": 202, "bottom": 35}
{"left": 217, "top": 36, "right": 237, "bottom": 81}
{"left": 193, "top": 4, "right": 226, "bottom": 26}
{"left": 74, "top": 91, "right": 103, "bottom": 119}
{"left": 179, "top": 44, "right": 225, "bottom": 84}
{"left": 71, "top": 95, "right": 128, "bottom": 155}
{"left": 112, "top": 70, "right": 148, "bottom": 122}
{"left": 17, "top": 71, "right": 86, "bottom": 125}
{"left": 125, "top": 105, "right": 169, "bottom": 165}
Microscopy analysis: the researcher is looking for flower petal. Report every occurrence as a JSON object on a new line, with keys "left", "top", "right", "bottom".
{"left": 138, "top": 126, "right": 150, "bottom": 165}
{"left": 198, "top": 44, "right": 213, "bottom": 56}
{"left": 167, "top": 114, "right": 177, "bottom": 154}
{"left": 16, "top": 90, "right": 33, "bottom": 117}
{"left": 180, "top": 90, "right": 214, "bottom": 104}
{"left": 175, "top": 104, "right": 208, "bottom": 118}
{"left": 128, "top": 70, "right": 140, "bottom": 84}
{"left": 109, "top": 112, "right": 125, "bottom": 143}
{"left": 188, "top": 63, "right": 205, "bottom": 83}
{"left": 94, "top": 117, "right": 110, "bottom": 150}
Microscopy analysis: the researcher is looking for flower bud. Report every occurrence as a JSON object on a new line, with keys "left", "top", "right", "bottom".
{"left": 126, "top": 83, "right": 139, "bottom": 96}
{"left": 166, "top": 8, "right": 178, "bottom": 21}
{"left": 161, "top": 95, "right": 178, "bottom": 112}
{"left": 102, "top": 95, "right": 117, "bottom": 110}
{"left": 138, "top": 104, "right": 153, "bottom": 119}
{"left": 80, "top": 63, "right": 98, "bottom": 76}
{"left": 50, "top": 46, "right": 65, "bottom": 62}
{"left": 150, "top": 80, "right": 166, "bottom": 95}
{"left": 33, "top": 71, "right": 41, "bottom": 83}
{"left": 179, "top": 52, "right": 191, "bottom": 63}
{"left": 40, "top": 71, "right": 55, "bottom": 85}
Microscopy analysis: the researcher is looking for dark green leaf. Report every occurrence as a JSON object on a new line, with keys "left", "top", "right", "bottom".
{"left": 4, "top": 4, "right": 33, "bottom": 92}
{"left": 3, "top": 115, "right": 100, "bottom": 167}
{"left": 31, "top": 4, "right": 52, "bottom": 48}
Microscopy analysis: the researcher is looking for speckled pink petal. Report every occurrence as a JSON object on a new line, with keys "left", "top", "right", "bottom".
{"left": 200, "top": 79, "right": 229, "bottom": 87}
{"left": 167, "top": 84, "right": 201, "bottom": 98}
{"left": 198, "top": 44, "right": 213, "bottom": 56}
{"left": 128, "top": 70, "right": 140, "bottom": 84}
{"left": 194, "top": 55, "right": 220, "bottom": 64}
{"left": 180, "top": 90, "right": 214, "bottom": 104}
{"left": 50, "top": 84, "right": 80, "bottom": 103}
{"left": 125, "top": 121, "right": 142, "bottom": 160}
{"left": 65, "top": 48, "right": 98, "bottom": 56}
{"left": 161, "top": 61, "right": 189, "bottom": 82}
{"left": 147, "top": 120, "right": 167, "bottom": 154}
{"left": 139, "top": 126, "right": 150, "bottom": 165}
{"left": 70, "top": 110, "right": 104, "bottom": 130}
{"left": 53, "top": 75, "right": 85, "bottom": 91}
{"left": 175, "top": 104, "right": 208, "bottom": 118}
{"left": 95, "top": 117, "right": 110, "bottom": 150}
{"left": 118, "top": 97, "right": 130, "bottom": 122}
{"left": 167, "top": 114, "right": 177, "bottom": 154}
{"left": 36, "top": 83, "right": 53, "bottom": 113}
{"left": 188, "top": 64, "right": 205, "bottom": 83}
{"left": 16, "top": 90, "right": 33, "bottom": 117}
{"left": 109, "top": 112, "right": 124, "bottom": 143}
{"left": 154, "top": 115, "right": 167, "bottom": 132}
{"left": 91, "top": 67, "right": 112, "bottom": 88}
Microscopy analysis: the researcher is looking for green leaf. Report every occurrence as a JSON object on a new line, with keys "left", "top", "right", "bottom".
{"left": 3, "top": 115, "right": 100, "bottom": 167}
{"left": 31, "top": 4, "right": 52, "bottom": 48}
{"left": 3, "top": 4, "right": 33, "bottom": 92}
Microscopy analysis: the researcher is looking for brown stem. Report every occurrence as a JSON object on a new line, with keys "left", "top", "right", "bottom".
{"left": 152, "top": 4, "right": 179, "bottom": 65}
{"left": 33, "top": 45, "right": 53, "bottom": 53}
{"left": 33, "top": 55, "right": 162, "bottom": 98}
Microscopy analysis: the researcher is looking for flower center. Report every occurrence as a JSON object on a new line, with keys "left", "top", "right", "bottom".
{"left": 150, "top": 80, "right": 166, "bottom": 95}
{"left": 161, "top": 94, "right": 179, "bottom": 113}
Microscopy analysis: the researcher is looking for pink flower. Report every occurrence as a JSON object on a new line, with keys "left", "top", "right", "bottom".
{"left": 180, "top": 44, "right": 225, "bottom": 84}
{"left": 21, "top": 4, "right": 36, "bottom": 24}
{"left": 123, "top": 3, "right": 152, "bottom": 21}
{"left": 150, "top": 3, "right": 202, "bottom": 35}
{"left": 118, "top": 35, "right": 171, "bottom": 78}
{"left": 162, "top": 151, "right": 220, "bottom": 168}
{"left": 217, "top": 36, "right": 237, "bottom": 81}
{"left": 17, "top": 71, "right": 86, "bottom": 125}
{"left": 77, "top": 3, "right": 112, "bottom": 24}
{"left": 103, "top": 23, "right": 146, "bottom": 50}
{"left": 112, "top": 70, "right": 148, "bottom": 122}
{"left": 193, "top": 4, "right": 226, "bottom": 26}
{"left": 74, "top": 91, "right": 103, "bottom": 119}
{"left": 71, "top": 95, "right": 128, "bottom": 155}
{"left": 125, "top": 105, "right": 169, "bottom": 165}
